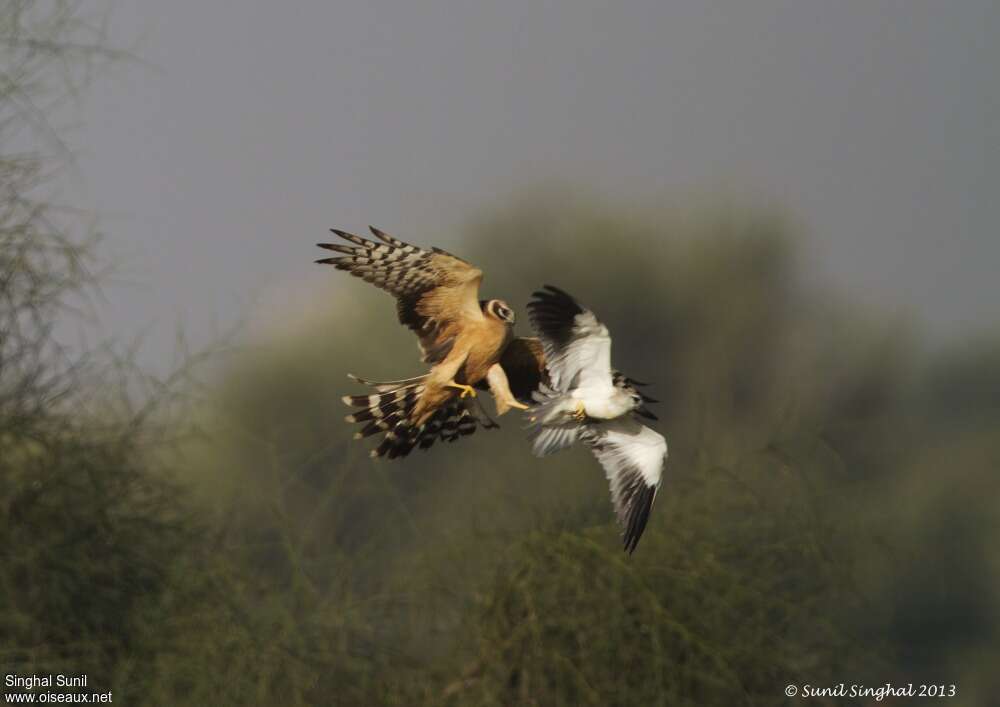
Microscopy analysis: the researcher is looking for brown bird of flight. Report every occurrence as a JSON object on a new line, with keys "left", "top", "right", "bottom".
{"left": 316, "top": 227, "right": 544, "bottom": 459}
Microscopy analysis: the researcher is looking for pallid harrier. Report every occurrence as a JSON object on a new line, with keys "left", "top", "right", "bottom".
{"left": 526, "top": 285, "right": 665, "bottom": 554}
{"left": 316, "top": 227, "right": 544, "bottom": 459}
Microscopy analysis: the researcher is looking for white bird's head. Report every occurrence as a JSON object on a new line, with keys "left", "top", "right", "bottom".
{"left": 622, "top": 381, "right": 658, "bottom": 421}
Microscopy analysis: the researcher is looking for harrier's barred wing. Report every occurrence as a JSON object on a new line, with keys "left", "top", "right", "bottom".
{"left": 582, "top": 419, "right": 666, "bottom": 554}
{"left": 317, "top": 227, "right": 483, "bottom": 364}
{"left": 527, "top": 285, "right": 613, "bottom": 392}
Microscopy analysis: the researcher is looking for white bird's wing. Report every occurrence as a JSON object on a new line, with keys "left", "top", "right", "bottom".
{"left": 527, "top": 285, "right": 613, "bottom": 392}
{"left": 582, "top": 418, "right": 667, "bottom": 554}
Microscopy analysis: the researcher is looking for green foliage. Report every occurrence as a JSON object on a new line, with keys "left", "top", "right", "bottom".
{"left": 0, "top": 0, "right": 194, "bottom": 696}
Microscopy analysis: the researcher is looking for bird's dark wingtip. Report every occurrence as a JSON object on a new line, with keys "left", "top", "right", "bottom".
{"left": 621, "top": 484, "right": 657, "bottom": 555}
{"left": 636, "top": 407, "right": 658, "bottom": 421}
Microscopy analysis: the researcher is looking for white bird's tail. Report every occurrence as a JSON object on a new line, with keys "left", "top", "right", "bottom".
{"left": 525, "top": 382, "right": 580, "bottom": 457}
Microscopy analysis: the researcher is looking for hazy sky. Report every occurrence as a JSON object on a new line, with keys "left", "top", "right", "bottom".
{"left": 68, "top": 1, "right": 998, "bottom": 363}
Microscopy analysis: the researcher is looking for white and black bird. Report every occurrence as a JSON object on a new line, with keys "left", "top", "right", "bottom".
{"left": 526, "top": 286, "right": 665, "bottom": 554}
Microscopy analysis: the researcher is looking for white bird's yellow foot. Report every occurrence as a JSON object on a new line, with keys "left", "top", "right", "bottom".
{"left": 571, "top": 400, "right": 587, "bottom": 422}
{"left": 448, "top": 382, "right": 478, "bottom": 399}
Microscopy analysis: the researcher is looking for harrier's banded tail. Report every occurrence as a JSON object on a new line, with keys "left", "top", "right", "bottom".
{"left": 343, "top": 374, "right": 497, "bottom": 459}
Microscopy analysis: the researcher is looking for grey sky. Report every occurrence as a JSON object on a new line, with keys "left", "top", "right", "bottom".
{"left": 69, "top": 0, "right": 998, "bottom": 363}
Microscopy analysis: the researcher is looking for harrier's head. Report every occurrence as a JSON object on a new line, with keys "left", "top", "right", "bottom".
{"left": 482, "top": 299, "right": 515, "bottom": 325}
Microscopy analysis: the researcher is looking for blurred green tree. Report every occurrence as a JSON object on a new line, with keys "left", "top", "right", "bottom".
{"left": 0, "top": 0, "right": 196, "bottom": 693}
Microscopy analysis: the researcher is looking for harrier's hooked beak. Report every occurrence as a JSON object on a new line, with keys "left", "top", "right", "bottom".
{"left": 635, "top": 404, "right": 658, "bottom": 421}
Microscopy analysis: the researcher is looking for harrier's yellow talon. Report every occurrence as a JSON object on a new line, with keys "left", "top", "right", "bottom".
{"left": 448, "top": 383, "right": 477, "bottom": 399}
{"left": 571, "top": 400, "right": 587, "bottom": 422}
{"left": 509, "top": 400, "right": 530, "bottom": 411}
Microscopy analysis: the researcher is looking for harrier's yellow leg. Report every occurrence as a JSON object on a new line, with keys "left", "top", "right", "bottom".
{"left": 485, "top": 363, "right": 529, "bottom": 415}
{"left": 447, "top": 382, "right": 478, "bottom": 398}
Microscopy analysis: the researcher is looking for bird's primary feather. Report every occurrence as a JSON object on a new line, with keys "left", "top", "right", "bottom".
{"left": 581, "top": 420, "right": 666, "bottom": 554}
{"left": 527, "top": 285, "right": 614, "bottom": 393}
{"left": 318, "top": 227, "right": 483, "bottom": 365}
